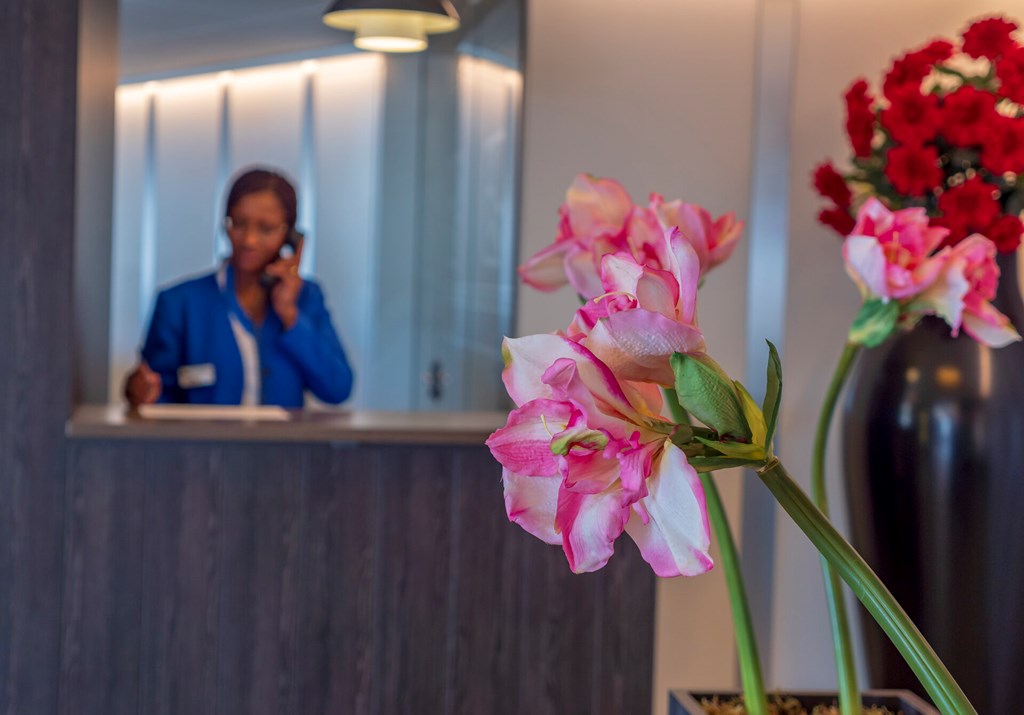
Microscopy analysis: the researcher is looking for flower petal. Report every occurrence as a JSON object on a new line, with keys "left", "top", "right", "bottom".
{"left": 962, "top": 301, "right": 1022, "bottom": 347}
{"left": 708, "top": 214, "right": 743, "bottom": 269}
{"left": 624, "top": 443, "right": 713, "bottom": 577}
{"left": 634, "top": 266, "right": 681, "bottom": 319}
{"left": 486, "top": 399, "right": 573, "bottom": 476}
{"left": 913, "top": 251, "right": 969, "bottom": 330}
{"left": 672, "top": 203, "right": 711, "bottom": 269}
{"left": 616, "top": 437, "right": 658, "bottom": 505}
{"left": 668, "top": 231, "right": 701, "bottom": 323}
{"left": 843, "top": 235, "right": 889, "bottom": 298}
{"left": 556, "top": 486, "right": 630, "bottom": 573}
{"left": 586, "top": 309, "right": 706, "bottom": 385}
{"left": 559, "top": 447, "right": 623, "bottom": 494}
{"left": 600, "top": 252, "right": 645, "bottom": 295}
{"left": 503, "top": 469, "right": 561, "bottom": 545}
{"left": 542, "top": 357, "right": 631, "bottom": 436}
{"left": 518, "top": 240, "right": 573, "bottom": 291}
{"left": 566, "top": 174, "right": 632, "bottom": 236}
{"left": 503, "top": 334, "right": 646, "bottom": 425}
{"left": 564, "top": 243, "right": 605, "bottom": 299}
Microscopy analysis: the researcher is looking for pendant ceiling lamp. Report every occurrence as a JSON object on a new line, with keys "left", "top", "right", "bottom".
{"left": 322, "top": 0, "right": 460, "bottom": 53}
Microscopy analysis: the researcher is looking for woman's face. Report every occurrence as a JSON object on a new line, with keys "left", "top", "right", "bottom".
{"left": 226, "top": 190, "right": 289, "bottom": 275}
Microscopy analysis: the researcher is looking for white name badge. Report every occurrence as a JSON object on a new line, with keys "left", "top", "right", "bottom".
{"left": 177, "top": 363, "right": 217, "bottom": 389}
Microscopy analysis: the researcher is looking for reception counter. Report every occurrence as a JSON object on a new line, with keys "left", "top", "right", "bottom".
{"left": 61, "top": 406, "right": 656, "bottom": 715}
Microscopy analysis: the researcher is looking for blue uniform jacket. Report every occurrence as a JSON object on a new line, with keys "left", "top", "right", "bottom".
{"left": 141, "top": 267, "right": 353, "bottom": 407}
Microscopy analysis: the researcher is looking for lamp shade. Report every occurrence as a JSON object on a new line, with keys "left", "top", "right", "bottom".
{"left": 322, "top": 0, "right": 460, "bottom": 53}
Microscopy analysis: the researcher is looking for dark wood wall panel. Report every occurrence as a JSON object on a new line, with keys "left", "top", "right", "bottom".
{"left": 375, "top": 447, "right": 456, "bottom": 715}
{"left": 593, "top": 543, "right": 657, "bottom": 715}
{"left": 517, "top": 544, "right": 600, "bottom": 715}
{"left": 216, "top": 445, "right": 305, "bottom": 715}
{"left": 443, "top": 449, "right": 525, "bottom": 715}
{"left": 0, "top": 0, "right": 80, "bottom": 713}
{"left": 60, "top": 442, "right": 147, "bottom": 715}
{"left": 138, "top": 445, "right": 224, "bottom": 715}
{"left": 62, "top": 440, "right": 656, "bottom": 715}
{"left": 298, "top": 446, "right": 380, "bottom": 715}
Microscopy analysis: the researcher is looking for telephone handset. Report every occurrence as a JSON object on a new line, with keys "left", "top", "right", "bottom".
{"left": 260, "top": 228, "right": 304, "bottom": 289}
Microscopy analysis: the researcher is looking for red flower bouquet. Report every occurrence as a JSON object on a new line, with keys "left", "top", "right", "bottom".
{"left": 815, "top": 15, "right": 1024, "bottom": 254}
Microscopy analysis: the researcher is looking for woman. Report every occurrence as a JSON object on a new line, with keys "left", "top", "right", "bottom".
{"left": 124, "top": 167, "right": 353, "bottom": 408}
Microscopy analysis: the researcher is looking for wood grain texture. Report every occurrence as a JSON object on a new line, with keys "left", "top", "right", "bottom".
{"left": 375, "top": 446, "right": 455, "bottom": 715}
{"left": 591, "top": 540, "right": 657, "bottom": 715}
{"left": 137, "top": 444, "right": 224, "bottom": 715}
{"left": 58, "top": 439, "right": 657, "bottom": 715}
{"left": 442, "top": 448, "right": 523, "bottom": 715}
{"left": 297, "top": 445, "right": 380, "bottom": 715}
{"left": 0, "top": 0, "right": 80, "bottom": 713}
{"left": 60, "top": 443, "right": 147, "bottom": 715}
{"left": 216, "top": 444, "right": 304, "bottom": 715}
{"left": 516, "top": 539, "right": 601, "bottom": 715}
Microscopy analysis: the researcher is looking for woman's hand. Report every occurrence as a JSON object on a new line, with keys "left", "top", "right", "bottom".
{"left": 265, "top": 254, "right": 303, "bottom": 330}
{"left": 125, "top": 361, "right": 161, "bottom": 406}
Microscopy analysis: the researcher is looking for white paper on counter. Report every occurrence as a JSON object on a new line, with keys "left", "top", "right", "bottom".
{"left": 136, "top": 404, "right": 291, "bottom": 421}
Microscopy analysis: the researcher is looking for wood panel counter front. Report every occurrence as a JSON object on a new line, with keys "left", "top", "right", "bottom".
{"left": 61, "top": 406, "right": 656, "bottom": 715}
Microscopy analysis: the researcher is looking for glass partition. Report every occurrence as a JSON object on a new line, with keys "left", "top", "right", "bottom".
{"left": 111, "top": 0, "right": 522, "bottom": 411}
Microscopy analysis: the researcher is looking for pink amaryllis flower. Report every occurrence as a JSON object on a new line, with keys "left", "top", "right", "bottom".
{"left": 568, "top": 228, "right": 706, "bottom": 386}
{"left": 519, "top": 175, "right": 744, "bottom": 300}
{"left": 486, "top": 333, "right": 713, "bottom": 577}
{"left": 518, "top": 174, "right": 633, "bottom": 298}
{"left": 650, "top": 193, "right": 743, "bottom": 274}
{"left": 915, "top": 234, "right": 1022, "bottom": 347}
{"left": 842, "top": 197, "right": 951, "bottom": 300}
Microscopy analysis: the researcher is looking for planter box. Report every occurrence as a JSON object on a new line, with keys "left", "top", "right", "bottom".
{"left": 669, "top": 689, "right": 937, "bottom": 715}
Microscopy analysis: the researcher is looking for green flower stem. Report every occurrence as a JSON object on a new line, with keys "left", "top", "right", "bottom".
{"left": 757, "top": 459, "right": 977, "bottom": 714}
{"left": 663, "top": 389, "right": 768, "bottom": 715}
{"left": 700, "top": 472, "right": 768, "bottom": 715}
{"left": 812, "top": 343, "right": 862, "bottom": 715}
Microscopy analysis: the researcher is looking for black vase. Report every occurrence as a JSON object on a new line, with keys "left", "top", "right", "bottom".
{"left": 842, "top": 253, "right": 1024, "bottom": 714}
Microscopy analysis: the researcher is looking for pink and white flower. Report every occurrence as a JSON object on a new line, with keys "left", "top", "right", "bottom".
{"left": 518, "top": 174, "right": 633, "bottom": 298}
{"left": 651, "top": 193, "right": 743, "bottom": 274}
{"left": 915, "top": 234, "right": 1022, "bottom": 347}
{"left": 518, "top": 175, "right": 744, "bottom": 300}
{"left": 568, "top": 228, "right": 706, "bottom": 386}
{"left": 842, "top": 198, "right": 1020, "bottom": 347}
{"left": 842, "top": 198, "right": 951, "bottom": 300}
{"left": 486, "top": 334, "right": 713, "bottom": 577}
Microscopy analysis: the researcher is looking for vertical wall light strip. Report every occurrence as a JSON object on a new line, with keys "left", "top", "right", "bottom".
{"left": 299, "top": 65, "right": 318, "bottom": 272}
{"left": 454, "top": 57, "right": 476, "bottom": 410}
{"left": 741, "top": 0, "right": 798, "bottom": 683}
{"left": 500, "top": 72, "right": 521, "bottom": 382}
{"left": 214, "top": 75, "right": 232, "bottom": 263}
{"left": 139, "top": 87, "right": 158, "bottom": 319}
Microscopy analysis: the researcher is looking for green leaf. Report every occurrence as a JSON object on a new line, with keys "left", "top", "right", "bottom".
{"left": 695, "top": 436, "right": 766, "bottom": 461}
{"left": 762, "top": 340, "right": 782, "bottom": 453}
{"left": 688, "top": 456, "right": 756, "bottom": 473}
{"left": 734, "top": 380, "right": 766, "bottom": 448}
{"left": 670, "top": 352, "right": 751, "bottom": 439}
{"left": 668, "top": 423, "right": 695, "bottom": 450}
{"left": 848, "top": 298, "right": 899, "bottom": 348}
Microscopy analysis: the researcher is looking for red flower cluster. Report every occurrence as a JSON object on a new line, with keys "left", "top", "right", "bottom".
{"left": 814, "top": 15, "right": 1024, "bottom": 254}
{"left": 844, "top": 80, "right": 875, "bottom": 158}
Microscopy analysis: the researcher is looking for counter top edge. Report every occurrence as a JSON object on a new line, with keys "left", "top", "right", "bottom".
{"left": 66, "top": 405, "right": 508, "bottom": 446}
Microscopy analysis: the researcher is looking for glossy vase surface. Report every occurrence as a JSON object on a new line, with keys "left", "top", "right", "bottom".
{"left": 842, "top": 253, "right": 1024, "bottom": 715}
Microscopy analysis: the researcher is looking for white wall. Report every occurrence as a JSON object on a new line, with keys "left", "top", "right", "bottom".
{"left": 519, "top": 2, "right": 758, "bottom": 713}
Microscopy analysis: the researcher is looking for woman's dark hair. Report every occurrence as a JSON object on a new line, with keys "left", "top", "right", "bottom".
{"left": 225, "top": 167, "right": 298, "bottom": 229}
